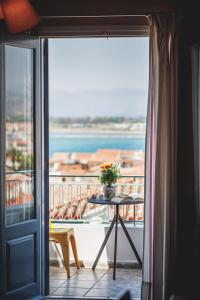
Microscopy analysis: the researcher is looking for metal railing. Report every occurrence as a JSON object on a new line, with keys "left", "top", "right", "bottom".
{"left": 49, "top": 175, "right": 144, "bottom": 224}
{"left": 5, "top": 173, "right": 145, "bottom": 225}
{"left": 5, "top": 177, "right": 34, "bottom": 225}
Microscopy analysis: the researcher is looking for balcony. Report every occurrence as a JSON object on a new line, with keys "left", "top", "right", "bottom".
{"left": 49, "top": 265, "right": 142, "bottom": 299}
{"left": 49, "top": 174, "right": 144, "bottom": 299}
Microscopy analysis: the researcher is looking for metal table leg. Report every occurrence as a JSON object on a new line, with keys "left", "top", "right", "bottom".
{"left": 113, "top": 205, "right": 119, "bottom": 280}
{"left": 92, "top": 206, "right": 142, "bottom": 279}
{"left": 119, "top": 215, "right": 142, "bottom": 268}
{"left": 92, "top": 214, "right": 116, "bottom": 270}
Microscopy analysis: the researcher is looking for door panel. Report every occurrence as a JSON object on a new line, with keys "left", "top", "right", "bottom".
{"left": 6, "top": 234, "right": 35, "bottom": 290}
{"left": 0, "top": 36, "right": 42, "bottom": 300}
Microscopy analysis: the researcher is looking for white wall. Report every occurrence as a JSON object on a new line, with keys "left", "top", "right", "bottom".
{"left": 49, "top": 223, "right": 143, "bottom": 267}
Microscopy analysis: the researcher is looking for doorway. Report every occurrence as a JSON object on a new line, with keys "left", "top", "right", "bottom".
{"left": 47, "top": 36, "right": 149, "bottom": 299}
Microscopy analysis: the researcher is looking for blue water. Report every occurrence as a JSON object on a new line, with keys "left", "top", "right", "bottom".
{"left": 49, "top": 133, "right": 145, "bottom": 157}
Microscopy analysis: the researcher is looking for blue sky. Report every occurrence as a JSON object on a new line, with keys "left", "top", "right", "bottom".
{"left": 49, "top": 37, "right": 149, "bottom": 118}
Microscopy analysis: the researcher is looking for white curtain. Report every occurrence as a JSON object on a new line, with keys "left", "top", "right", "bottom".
{"left": 142, "top": 14, "right": 180, "bottom": 300}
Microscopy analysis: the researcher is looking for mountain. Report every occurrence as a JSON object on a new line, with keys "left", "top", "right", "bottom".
{"left": 49, "top": 88, "right": 148, "bottom": 118}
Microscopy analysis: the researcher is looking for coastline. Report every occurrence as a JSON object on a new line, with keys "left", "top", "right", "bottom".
{"left": 49, "top": 128, "right": 146, "bottom": 138}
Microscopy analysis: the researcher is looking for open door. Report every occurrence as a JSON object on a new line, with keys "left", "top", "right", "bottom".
{"left": 0, "top": 35, "right": 43, "bottom": 300}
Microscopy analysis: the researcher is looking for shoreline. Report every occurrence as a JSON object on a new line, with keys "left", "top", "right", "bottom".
{"left": 49, "top": 128, "right": 146, "bottom": 138}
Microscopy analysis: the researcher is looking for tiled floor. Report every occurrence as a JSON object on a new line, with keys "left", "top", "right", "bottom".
{"left": 50, "top": 266, "right": 142, "bottom": 299}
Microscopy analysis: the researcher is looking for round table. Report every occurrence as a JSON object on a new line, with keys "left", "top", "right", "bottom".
{"left": 88, "top": 195, "right": 143, "bottom": 280}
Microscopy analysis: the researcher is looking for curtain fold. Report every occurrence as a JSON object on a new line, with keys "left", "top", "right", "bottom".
{"left": 142, "top": 14, "right": 180, "bottom": 300}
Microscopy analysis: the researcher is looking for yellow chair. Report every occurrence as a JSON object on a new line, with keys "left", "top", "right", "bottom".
{"left": 49, "top": 225, "right": 80, "bottom": 278}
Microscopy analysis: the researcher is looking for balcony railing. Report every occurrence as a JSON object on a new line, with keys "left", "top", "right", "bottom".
{"left": 6, "top": 176, "right": 34, "bottom": 225}
{"left": 49, "top": 175, "right": 144, "bottom": 224}
{"left": 5, "top": 173, "right": 145, "bottom": 225}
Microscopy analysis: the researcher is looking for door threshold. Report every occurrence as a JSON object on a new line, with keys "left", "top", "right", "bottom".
{"left": 45, "top": 297, "right": 113, "bottom": 300}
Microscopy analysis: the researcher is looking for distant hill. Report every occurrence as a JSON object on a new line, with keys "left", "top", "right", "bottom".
{"left": 6, "top": 92, "right": 32, "bottom": 121}
{"left": 50, "top": 116, "right": 146, "bottom": 124}
{"left": 49, "top": 88, "right": 148, "bottom": 119}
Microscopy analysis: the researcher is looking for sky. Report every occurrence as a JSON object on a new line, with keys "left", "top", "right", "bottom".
{"left": 49, "top": 37, "right": 149, "bottom": 118}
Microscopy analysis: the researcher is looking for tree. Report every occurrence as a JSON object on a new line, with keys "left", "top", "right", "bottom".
{"left": 6, "top": 148, "right": 33, "bottom": 171}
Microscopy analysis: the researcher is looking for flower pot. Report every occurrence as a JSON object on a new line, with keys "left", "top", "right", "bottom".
{"left": 103, "top": 185, "right": 116, "bottom": 200}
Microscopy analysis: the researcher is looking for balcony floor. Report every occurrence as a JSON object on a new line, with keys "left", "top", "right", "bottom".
{"left": 50, "top": 266, "right": 142, "bottom": 299}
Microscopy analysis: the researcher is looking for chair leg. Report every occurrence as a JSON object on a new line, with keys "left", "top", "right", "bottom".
{"left": 54, "top": 241, "right": 65, "bottom": 268}
{"left": 70, "top": 235, "right": 80, "bottom": 269}
{"left": 60, "top": 241, "right": 70, "bottom": 278}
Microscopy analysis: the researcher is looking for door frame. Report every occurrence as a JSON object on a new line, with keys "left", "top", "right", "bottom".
{"left": 0, "top": 32, "right": 6, "bottom": 299}
{"left": 41, "top": 23, "right": 149, "bottom": 297}
{"left": 41, "top": 37, "right": 50, "bottom": 296}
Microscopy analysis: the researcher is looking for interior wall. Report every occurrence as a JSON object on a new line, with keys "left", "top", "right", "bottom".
{"left": 174, "top": 14, "right": 200, "bottom": 298}
{"left": 49, "top": 225, "right": 143, "bottom": 267}
{"left": 30, "top": 0, "right": 175, "bottom": 35}
{"left": 32, "top": 0, "right": 176, "bottom": 17}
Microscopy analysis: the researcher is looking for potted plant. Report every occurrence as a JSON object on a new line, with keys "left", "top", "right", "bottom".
{"left": 99, "top": 162, "right": 121, "bottom": 200}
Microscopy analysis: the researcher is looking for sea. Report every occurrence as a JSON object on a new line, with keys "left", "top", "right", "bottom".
{"left": 49, "top": 133, "right": 145, "bottom": 157}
